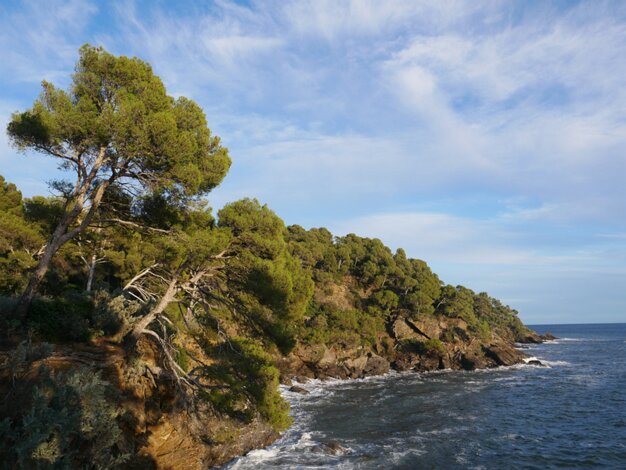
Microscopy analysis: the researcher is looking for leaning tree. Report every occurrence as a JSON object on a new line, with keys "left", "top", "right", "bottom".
{"left": 8, "top": 44, "right": 231, "bottom": 318}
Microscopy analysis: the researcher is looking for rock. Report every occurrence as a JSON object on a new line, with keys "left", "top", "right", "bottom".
{"left": 452, "top": 326, "right": 470, "bottom": 342}
{"left": 527, "top": 359, "right": 546, "bottom": 367}
{"left": 410, "top": 316, "right": 444, "bottom": 340}
{"left": 520, "top": 334, "right": 542, "bottom": 344}
{"left": 483, "top": 343, "right": 524, "bottom": 366}
{"left": 317, "top": 347, "right": 338, "bottom": 367}
{"left": 344, "top": 355, "right": 368, "bottom": 376}
{"left": 391, "top": 318, "right": 423, "bottom": 341}
{"left": 541, "top": 332, "right": 557, "bottom": 341}
{"left": 288, "top": 385, "right": 310, "bottom": 394}
{"left": 460, "top": 354, "right": 478, "bottom": 371}
{"left": 391, "top": 355, "right": 416, "bottom": 371}
{"left": 363, "top": 353, "right": 390, "bottom": 376}
{"left": 320, "top": 441, "right": 347, "bottom": 455}
{"left": 414, "top": 359, "right": 438, "bottom": 372}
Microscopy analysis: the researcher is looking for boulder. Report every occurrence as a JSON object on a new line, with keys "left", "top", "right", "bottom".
{"left": 363, "top": 353, "right": 390, "bottom": 376}
{"left": 408, "top": 316, "right": 441, "bottom": 339}
{"left": 319, "top": 441, "right": 347, "bottom": 455}
{"left": 344, "top": 355, "right": 368, "bottom": 375}
{"left": 483, "top": 343, "right": 524, "bottom": 367}
{"left": 391, "top": 318, "right": 422, "bottom": 341}
{"left": 460, "top": 354, "right": 478, "bottom": 371}
{"left": 317, "top": 347, "right": 338, "bottom": 367}
{"left": 288, "top": 385, "right": 310, "bottom": 395}
{"left": 415, "top": 355, "right": 441, "bottom": 372}
{"left": 527, "top": 359, "right": 546, "bottom": 367}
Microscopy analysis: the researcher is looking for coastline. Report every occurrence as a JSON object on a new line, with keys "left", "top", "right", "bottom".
{"left": 224, "top": 340, "right": 556, "bottom": 469}
{"left": 221, "top": 333, "right": 555, "bottom": 468}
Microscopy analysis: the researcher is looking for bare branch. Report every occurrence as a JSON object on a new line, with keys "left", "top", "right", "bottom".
{"left": 100, "top": 218, "right": 171, "bottom": 234}
{"left": 123, "top": 263, "right": 159, "bottom": 291}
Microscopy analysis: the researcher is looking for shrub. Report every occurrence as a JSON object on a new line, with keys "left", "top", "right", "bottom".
{"left": 3, "top": 340, "right": 53, "bottom": 385}
{"left": 0, "top": 367, "right": 129, "bottom": 469}
{"left": 199, "top": 338, "right": 291, "bottom": 431}
{"left": 91, "top": 292, "right": 141, "bottom": 338}
{"left": 403, "top": 338, "right": 446, "bottom": 357}
{"left": 28, "top": 294, "right": 93, "bottom": 342}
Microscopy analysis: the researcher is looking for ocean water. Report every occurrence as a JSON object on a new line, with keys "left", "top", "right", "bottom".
{"left": 225, "top": 324, "right": 626, "bottom": 469}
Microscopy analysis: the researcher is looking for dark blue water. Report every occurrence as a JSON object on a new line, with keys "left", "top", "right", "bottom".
{"left": 227, "top": 324, "right": 626, "bottom": 469}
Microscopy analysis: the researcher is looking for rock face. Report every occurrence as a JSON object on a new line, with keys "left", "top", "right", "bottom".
{"left": 279, "top": 346, "right": 391, "bottom": 380}
{"left": 391, "top": 318, "right": 427, "bottom": 341}
{"left": 483, "top": 342, "right": 526, "bottom": 367}
{"left": 278, "top": 315, "right": 533, "bottom": 383}
{"left": 519, "top": 331, "right": 558, "bottom": 344}
{"left": 0, "top": 340, "right": 279, "bottom": 470}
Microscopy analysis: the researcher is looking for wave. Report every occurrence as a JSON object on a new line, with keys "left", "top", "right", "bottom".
{"left": 522, "top": 356, "right": 571, "bottom": 367}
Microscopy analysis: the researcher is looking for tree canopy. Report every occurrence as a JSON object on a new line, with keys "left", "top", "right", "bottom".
{"left": 8, "top": 45, "right": 231, "bottom": 316}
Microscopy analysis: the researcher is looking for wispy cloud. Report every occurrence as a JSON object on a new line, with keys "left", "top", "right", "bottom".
{"left": 0, "top": 0, "right": 97, "bottom": 85}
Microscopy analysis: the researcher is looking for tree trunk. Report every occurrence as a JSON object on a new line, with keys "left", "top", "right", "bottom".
{"left": 14, "top": 217, "right": 71, "bottom": 319}
{"left": 14, "top": 149, "right": 110, "bottom": 318}
{"left": 86, "top": 253, "right": 97, "bottom": 292}
{"left": 129, "top": 275, "right": 179, "bottom": 340}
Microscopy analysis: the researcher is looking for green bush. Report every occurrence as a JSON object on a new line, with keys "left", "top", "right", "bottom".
{"left": 0, "top": 367, "right": 129, "bottom": 469}
{"left": 300, "top": 303, "right": 385, "bottom": 348}
{"left": 403, "top": 338, "right": 446, "bottom": 357}
{"left": 199, "top": 338, "right": 291, "bottom": 431}
{"left": 90, "top": 292, "right": 141, "bottom": 338}
{"left": 28, "top": 295, "right": 93, "bottom": 342}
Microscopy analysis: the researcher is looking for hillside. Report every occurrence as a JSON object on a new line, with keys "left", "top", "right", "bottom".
{"left": 0, "top": 46, "right": 550, "bottom": 469}
{"left": 0, "top": 176, "right": 549, "bottom": 468}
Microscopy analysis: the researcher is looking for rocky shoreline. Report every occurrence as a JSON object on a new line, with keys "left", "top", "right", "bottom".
{"left": 276, "top": 316, "right": 556, "bottom": 384}
{"left": 221, "top": 319, "right": 556, "bottom": 468}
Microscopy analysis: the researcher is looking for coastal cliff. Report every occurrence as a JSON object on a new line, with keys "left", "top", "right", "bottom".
{"left": 0, "top": 271, "right": 550, "bottom": 469}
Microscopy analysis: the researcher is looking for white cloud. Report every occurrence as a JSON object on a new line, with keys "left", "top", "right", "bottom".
{"left": 329, "top": 211, "right": 568, "bottom": 266}
{"left": 0, "top": 0, "right": 97, "bottom": 85}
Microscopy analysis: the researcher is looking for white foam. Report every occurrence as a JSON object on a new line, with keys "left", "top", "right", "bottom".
{"left": 523, "top": 356, "right": 540, "bottom": 363}
{"left": 522, "top": 355, "right": 572, "bottom": 368}
{"left": 228, "top": 447, "right": 280, "bottom": 468}
{"left": 541, "top": 359, "right": 571, "bottom": 367}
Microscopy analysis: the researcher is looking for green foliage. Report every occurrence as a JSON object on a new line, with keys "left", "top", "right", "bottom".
{"left": 6, "top": 45, "right": 232, "bottom": 314}
{"left": 3, "top": 340, "right": 53, "bottom": 385}
{"left": 219, "top": 200, "right": 314, "bottom": 353}
{"left": 403, "top": 338, "right": 446, "bottom": 357}
{"left": 301, "top": 303, "right": 385, "bottom": 348}
{"left": 28, "top": 295, "right": 94, "bottom": 342}
{"left": 198, "top": 338, "right": 291, "bottom": 431}
{"left": 0, "top": 368, "right": 128, "bottom": 469}
{"left": 175, "top": 346, "right": 191, "bottom": 373}
{"left": 8, "top": 45, "right": 230, "bottom": 201}
{"left": 25, "top": 291, "right": 140, "bottom": 342}
{"left": 473, "top": 291, "right": 531, "bottom": 341}
{"left": 286, "top": 227, "right": 442, "bottom": 322}
{"left": 0, "top": 177, "right": 44, "bottom": 295}
{"left": 90, "top": 292, "right": 142, "bottom": 338}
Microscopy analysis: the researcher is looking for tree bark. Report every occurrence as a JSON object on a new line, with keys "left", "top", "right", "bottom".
{"left": 14, "top": 147, "right": 111, "bottom": 318}
{"left": 14, "top": 212, "right": 74, "bottom": 318}
{"left": 86, "top": 253, "right": 97, "bottom": 292}
{"left": 129, "top": 274, "right": 179, "bottom": 340}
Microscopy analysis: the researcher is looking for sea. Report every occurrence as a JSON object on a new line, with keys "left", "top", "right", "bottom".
{"left": 224, "top": 323, "right": 626, "bottom": 469}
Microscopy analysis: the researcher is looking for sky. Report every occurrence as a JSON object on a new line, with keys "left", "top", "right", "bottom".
{"left": 1, "top": 0, "right": 625, "bottom": 324}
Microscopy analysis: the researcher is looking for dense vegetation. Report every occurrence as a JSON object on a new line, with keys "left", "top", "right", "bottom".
{"left": 0, "top": 46, "right": 533, "bottom": 469}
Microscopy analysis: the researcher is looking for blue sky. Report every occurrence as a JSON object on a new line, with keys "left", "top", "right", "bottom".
{"left": 1, "top": 0, "right": 625, "bottom": 324}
